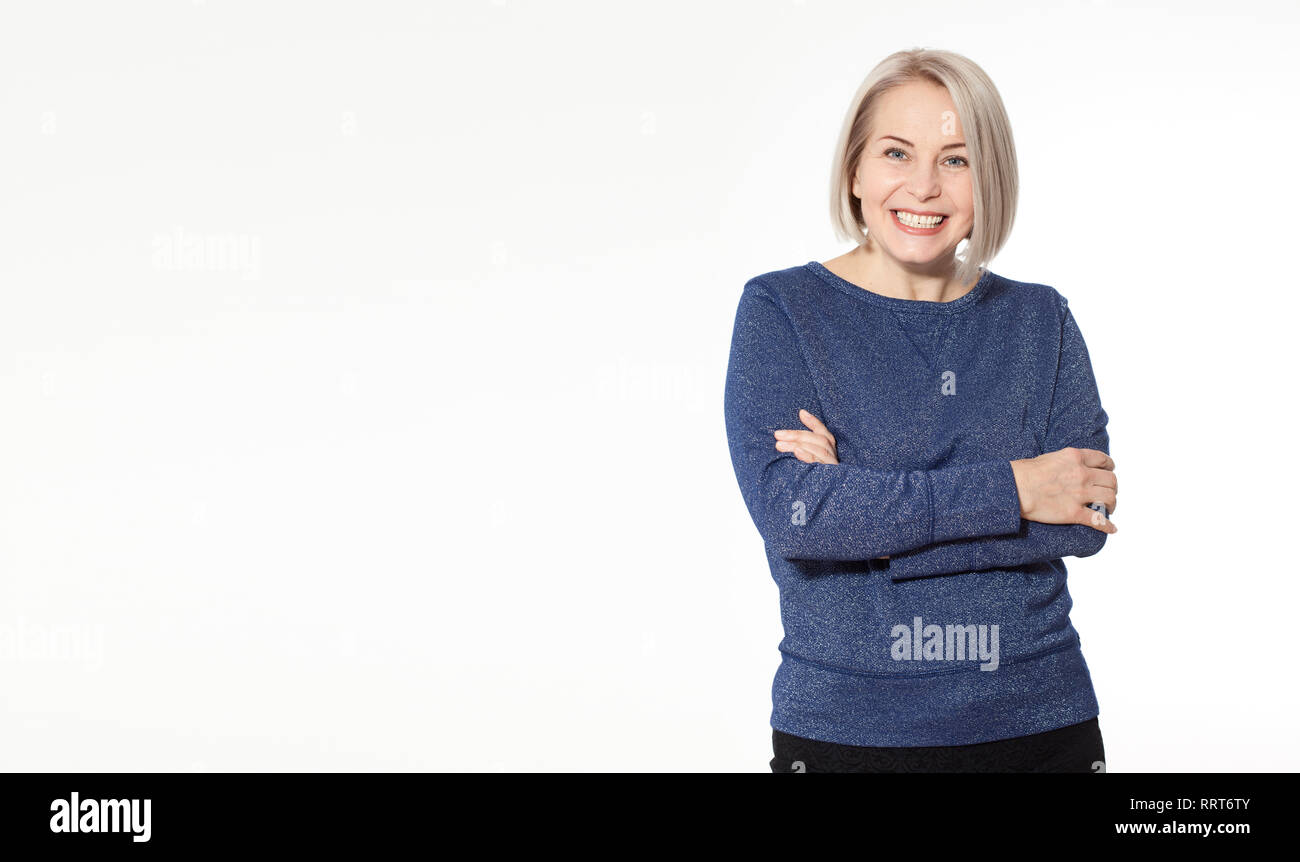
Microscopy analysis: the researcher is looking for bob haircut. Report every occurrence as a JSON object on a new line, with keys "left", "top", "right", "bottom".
{"left": 830, "top": 48, "right": 1018, "bottom": 290}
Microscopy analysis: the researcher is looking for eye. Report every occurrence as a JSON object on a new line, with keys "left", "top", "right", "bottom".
{"left": 885, "top": 147, "right": 968, "bottom": 168}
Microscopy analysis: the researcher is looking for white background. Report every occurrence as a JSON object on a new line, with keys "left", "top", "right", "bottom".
{"left": 0, "top": 0, "right": 1295, "bottom": 772}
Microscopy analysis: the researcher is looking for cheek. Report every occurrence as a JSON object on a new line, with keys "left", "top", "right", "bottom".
{"left": 945, "top": 191, "right": 974, "bottom": 223}
{"left": 950, "top": 181, "right": 975, "bottom": 212}
{"left": 856, "top": 168, "right": 895, "bottom": 201}
{"left": 857, "top": 180, "right": 884, "bottom": 203}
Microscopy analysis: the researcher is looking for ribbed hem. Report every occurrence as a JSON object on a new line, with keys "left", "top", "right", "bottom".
{"left": 770, "top": 640, "right": 1099, "bottom": 747}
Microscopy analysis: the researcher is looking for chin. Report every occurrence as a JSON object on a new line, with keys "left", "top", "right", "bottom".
{"left": 875, "top": 241, "right": 957, "bottom": 267}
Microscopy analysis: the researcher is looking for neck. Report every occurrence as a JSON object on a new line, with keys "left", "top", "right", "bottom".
{"left": 851, "top": 243, "right": 973, "bottom": 303}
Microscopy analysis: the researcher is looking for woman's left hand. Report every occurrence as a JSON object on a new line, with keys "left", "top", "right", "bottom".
{"left": 773, "top": 409, "right": 839, "bottom": 464}
{"left": 773, "top": 409, "right": 888, "bottom": 559}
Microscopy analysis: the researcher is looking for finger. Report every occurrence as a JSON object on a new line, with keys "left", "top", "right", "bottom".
{"left": 798, "top": 409, "right": 835, "bottom": 445}
{"left": 1081, "top": 503, "right": 1118, "bottom": 533}
{"left": 777, "top": 441, "right": 825, "bottom": 463}
{"left": 796, "top": 445, "right": 829, "bottom": 463}
{"left": 775, "top": 430, "right": 838, "bottom": 460}
{"left": 775, "top": 429, "right": 829, "bottom": 447}
{"left": 1077, "top": 448, "right": 1115, "bottom": 471}
{"left": 1084, "top": 467, "right": 1118, "bottom": 515}
{"left": 777, "top": 420, "right": 836, "bottom": 449}
{"left": 774, "top": 437, "right": 835, "bottom": 462}
{"left": 774, "top": 439, "right": 816, "bottom": 462}
{"left": 1088, "top": 490, "right": 1117, "bottom": 516}
{"left": 775, "top": 439, "right": 835, "bottom": 463}
{"left": 1078, "top": 480, "right": 1116, "bottom": 511}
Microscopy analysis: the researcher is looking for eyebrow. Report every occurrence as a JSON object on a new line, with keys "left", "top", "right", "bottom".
{"left": 878, "top": 135, "right": 967, "bottom": 151}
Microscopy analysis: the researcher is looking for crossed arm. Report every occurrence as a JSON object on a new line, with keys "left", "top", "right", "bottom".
{"left": 723, "top": 279, "right": 1113, "bottom": 580}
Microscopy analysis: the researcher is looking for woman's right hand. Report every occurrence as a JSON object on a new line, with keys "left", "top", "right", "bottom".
{"left": 1010, "top": 448, "right": 1118, "bottom": 533}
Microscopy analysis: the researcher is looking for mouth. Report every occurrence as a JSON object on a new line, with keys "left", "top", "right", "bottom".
{"left": 890, "top": 210, "right": 947, "bottom": 233}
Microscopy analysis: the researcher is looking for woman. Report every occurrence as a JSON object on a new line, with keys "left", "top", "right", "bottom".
{"left": 723, "top": 48, "right": 1119, "bottom": 773}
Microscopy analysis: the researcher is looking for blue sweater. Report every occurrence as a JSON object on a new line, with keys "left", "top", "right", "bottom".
{"left": 723, "top": 260, "right": 1111, "bottom": 747}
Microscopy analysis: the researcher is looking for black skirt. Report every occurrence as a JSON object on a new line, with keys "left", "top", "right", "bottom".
{"left": 771, "top": 717, "right": 1105, "bottom": 773}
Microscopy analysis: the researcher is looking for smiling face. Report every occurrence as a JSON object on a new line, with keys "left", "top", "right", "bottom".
{"left": 851, "top": 79, "right": 975, "bottom": 272}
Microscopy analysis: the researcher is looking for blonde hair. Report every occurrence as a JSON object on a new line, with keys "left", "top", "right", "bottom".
{"left": 830, "top": 48, "right": 1018, "bottom": 289}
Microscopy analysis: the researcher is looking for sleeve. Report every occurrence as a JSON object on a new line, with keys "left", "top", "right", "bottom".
{"left": 882, "top": 294, "right": 1111, "bottom": 580}
{"left": 723, "top": 278, "right": 1023, "bottom": 562}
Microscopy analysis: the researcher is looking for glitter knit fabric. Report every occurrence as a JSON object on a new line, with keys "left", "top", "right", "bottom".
{"left": 723, "top": 261, "right": 1112, "bottom": 747}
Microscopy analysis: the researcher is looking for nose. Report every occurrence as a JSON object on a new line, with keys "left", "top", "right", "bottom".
{"left": 904, "top": 160, "right": 942, "bottom": 201}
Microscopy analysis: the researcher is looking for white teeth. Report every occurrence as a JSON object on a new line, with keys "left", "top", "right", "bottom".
{"left": 894, "top": 211, "right": 945, "bottom": 228}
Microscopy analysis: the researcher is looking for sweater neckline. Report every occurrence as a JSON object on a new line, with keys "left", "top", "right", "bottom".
{"left": 805, "top": 260, "right": 993, "bottom": 314}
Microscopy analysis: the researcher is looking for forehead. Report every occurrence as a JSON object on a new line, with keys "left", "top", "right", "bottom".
{"left": 872, "top": 81, "right": 962, "bottom": 139}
